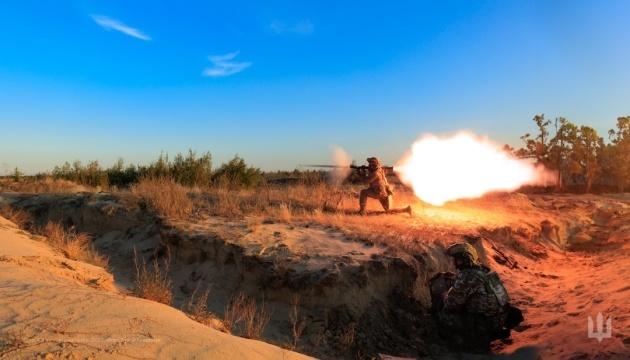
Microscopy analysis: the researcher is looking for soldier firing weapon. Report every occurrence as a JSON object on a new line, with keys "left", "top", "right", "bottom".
{"left": 302, "top": 158, "right": 412, "bottom": 217}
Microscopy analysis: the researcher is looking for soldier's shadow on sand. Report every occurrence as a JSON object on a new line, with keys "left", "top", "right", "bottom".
{"left": 435, "top": 346, "right": 540, "bottom": 360}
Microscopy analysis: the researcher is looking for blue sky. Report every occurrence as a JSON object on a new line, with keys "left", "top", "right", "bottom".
{"left": 1, "top": 0, "right": 629, "bottom": 175}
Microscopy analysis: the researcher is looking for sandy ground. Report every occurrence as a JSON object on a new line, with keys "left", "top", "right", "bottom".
{"left": 1, "top": 191, "right": 629, "bottom": 359}
{"left": 0, "top": 216, "right": 314, "bottom": 360}
{"left": 498, "top": 248, "right": 630, "bottom": 359}
{"left": 436, "top": 193, "right": 630, "bottom": 359}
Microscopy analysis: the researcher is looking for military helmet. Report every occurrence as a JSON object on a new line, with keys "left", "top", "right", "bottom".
{"left": 446, "top": 242, "right": 478, "bottom": 261}
{"left": 367, "top": 157, "right": 381, "bottom": 166}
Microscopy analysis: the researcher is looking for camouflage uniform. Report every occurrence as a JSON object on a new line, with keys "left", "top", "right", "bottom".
{"left": 359, "top": 157, "right": 392, "bottom": 212}
{"left": 431, "top": 243, "right": 510, "bottom": 350}
{"left": 438, "top": 266, "right": 508, "bottom": 335}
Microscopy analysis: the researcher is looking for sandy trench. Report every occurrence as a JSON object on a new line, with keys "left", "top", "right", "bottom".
{"left": 0, "top": 191, "right": 629, "bottom": 359}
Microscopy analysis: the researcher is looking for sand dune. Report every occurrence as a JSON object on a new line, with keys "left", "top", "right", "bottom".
{"left": 0, "top": 216, "right": 313, "bottom": 359}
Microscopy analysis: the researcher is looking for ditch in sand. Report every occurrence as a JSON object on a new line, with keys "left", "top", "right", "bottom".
{"left": 1, "top": 190, "right": 629, "bottom": 359}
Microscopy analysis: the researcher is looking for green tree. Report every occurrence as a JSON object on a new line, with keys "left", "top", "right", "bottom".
{"left": 548, "top": 117, "right": 578, "bottom": 190}
{"left": 107, "top": 158, "right": 135, "bottom": 188}
{"left": 52, "top": 161, "right": 72, "bottom": 180}
{"left": 608, "top": 116, "right": 630, "bottom": 191}
{"left": 144, "top": 151, "right": 170, "bottom": 179}
{"left": 212, "top": 155, "right": 262, "bottom": 189}
{"left": 84, "top": 160, "right": 108, "bottom": 188}
{"left": 72, "top": 160, "right": 83, "bottom": 183}
{"left": 172, "top": 149, "right": 212, "bottom": 187}
{"left": 597, "top": 137, "right": 614, "bottom": 189}
{"left": 517, "top": 114, "right": 552, "bottom": 168}
{"left": 11, "top": 167, "right": 24, "bottom": 182}
{"left": 573, "top": 126, "right": 603, "bottom": 193}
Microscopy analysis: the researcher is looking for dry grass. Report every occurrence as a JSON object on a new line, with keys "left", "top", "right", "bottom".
{"left": 1, "top": 175, "right": 428, "bottom": 265}
{"left": 127, "top": 177, "right": 193, "bottom": 219}
{"left": 198, "top": 180, "right": 354, "bottom": 220}
{"left": 131, "top": 246, "right": 173, "bottom": 305}
{"left": 41, "top": 222, "right": 109, "bottom": 268}
{"left": 224, "top": 292, "right": 272, "bottom": 340}
{"left": 0, "top": 205, "right": 32, "bottom": 229}
{"left": 275, "top": 202, "right": 292, "bottom": 223}
{"left": 2, "top": 174, "right": 431, "bottom": 279}
{"left": 0, "top": 176, "right": 91, "bottom": 194}
{"left": 193, "top": 180, "right": 430, "bottom": 258}
{"left": 339, "top": 322, "right": 357, "bottom": 352}
{"left": 184, "top": 284, "right": 219, "bottom": 327}
{"left": 289, "top": 294, "right": 307, "bottom": 351}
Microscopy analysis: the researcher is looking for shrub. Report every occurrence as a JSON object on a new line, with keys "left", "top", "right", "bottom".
{"left": 224, "top": 292, "right": 272, "bottom": 340}
{"left": 107, "top": 158, "right": 140, "bottom": 188}
{"left": 289, "top": 295, "right": 307, "bottom": 351}
{"left": 42, "top": 222, "right": 109, "bottom": 268}
{"left": 0, "top": 206, "right": 32, "bottom": 229}
{"left": 51, "top": 160, "right": 108, "bottom": 188}
{"left": 131, "top": 246, "right": 173, "bottom": 305}
{"left": 11, "top": 167, "right": 23, "bottom": 183}
{"left": 183, "top": 285, "right": 229, "bottom": 332}
{"left": 212, "top": 155, "right": 262, "bottom": 190}
{"left": 171, "top": 149, "right": 213, "bottom": 187}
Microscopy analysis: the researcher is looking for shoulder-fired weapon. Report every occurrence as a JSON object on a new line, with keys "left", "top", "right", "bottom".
{"left": 300, "top": 164, "right": 395, "bottom": 171}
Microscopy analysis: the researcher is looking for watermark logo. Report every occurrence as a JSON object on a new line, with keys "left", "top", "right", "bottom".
{"left": 587, "top": 312, "right": 612, "bottom": 343}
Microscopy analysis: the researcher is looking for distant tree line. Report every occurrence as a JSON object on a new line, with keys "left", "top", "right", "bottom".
{"left": 8, "top": 115, "right": 628, "bottom": 194}
{"left": 34, "top": 150, "right": 325, "bottom": 190}
{"left": 506, "top": 115, "right": 630, "bottom": 193}
{"left": 46, "top": 150, "right": 265, "bottom": 190}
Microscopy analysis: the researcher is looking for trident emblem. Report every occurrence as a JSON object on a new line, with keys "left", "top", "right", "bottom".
{"left": 587, "top": 312, "right": 612, "bottom": 343}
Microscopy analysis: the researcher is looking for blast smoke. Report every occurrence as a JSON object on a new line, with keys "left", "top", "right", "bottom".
{"left": 328, "top": 146, "right": 353, "bottom": 186}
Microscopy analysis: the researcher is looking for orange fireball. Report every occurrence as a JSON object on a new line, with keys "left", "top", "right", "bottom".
{"left": 395, "top": 132, "right": 554, "bottom": 206}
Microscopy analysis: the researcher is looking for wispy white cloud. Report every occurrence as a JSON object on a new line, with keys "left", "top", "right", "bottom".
{"left": 202, "top": 51, "right": 252, "bottom": 77}
{"left": 270, "top": 20, "right": 314, "bottom": 35}
{"left": 91, "top": 15, "right": 151, "bottom": 41}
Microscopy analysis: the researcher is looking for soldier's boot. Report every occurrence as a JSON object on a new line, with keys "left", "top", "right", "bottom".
{"left": 358, "top": 203, "right": 367, "bottom": 215}
{"left": 384, "top": 205, "right": 414, "bottom": 217}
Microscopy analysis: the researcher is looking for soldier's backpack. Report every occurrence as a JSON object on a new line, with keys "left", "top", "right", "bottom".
{"left": 461, "top": 267, "right": 510, "bottom": 307}
{"left": 462, "top": 267, "right": 524, "bottom": 330}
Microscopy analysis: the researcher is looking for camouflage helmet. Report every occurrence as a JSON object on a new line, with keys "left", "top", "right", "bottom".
{"left": 446, "top": 242, "right": 478, "bottom": 261}
{"left": 367, "top": 157, "right": 381, "bottom": 166}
